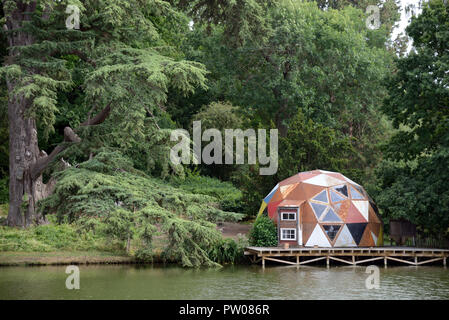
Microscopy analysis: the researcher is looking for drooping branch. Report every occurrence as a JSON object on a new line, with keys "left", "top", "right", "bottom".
{"left": 31, "top": 103, "right": 112, "bottom": 179}
{"left": 80, "top": 103, "right": 111, "bottom": 126}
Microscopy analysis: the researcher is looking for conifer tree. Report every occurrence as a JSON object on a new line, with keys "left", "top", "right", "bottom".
{"left": 1, "top": 0, "right": 207, "bottom": 226}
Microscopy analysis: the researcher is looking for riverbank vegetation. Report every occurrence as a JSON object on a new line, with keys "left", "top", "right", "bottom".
{"left": 1, "top": 0, "right": 448, "bottom": 266}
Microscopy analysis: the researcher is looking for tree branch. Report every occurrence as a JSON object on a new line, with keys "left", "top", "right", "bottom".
{"left": 30, "top": 102, "right": 112, "bottom": 179}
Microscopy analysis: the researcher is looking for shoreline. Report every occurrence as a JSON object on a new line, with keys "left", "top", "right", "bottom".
{"left": 0, "top": 251, "right": 137, "bottom": 267}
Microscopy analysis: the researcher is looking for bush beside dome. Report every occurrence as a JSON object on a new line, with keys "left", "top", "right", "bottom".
{"left": 257, "top": 170, "right": 383, "bottom": 248}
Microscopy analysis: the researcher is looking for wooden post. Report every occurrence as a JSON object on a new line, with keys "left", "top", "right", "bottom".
{"left": 444, "top": 257, "right": 447, "bottom": 267}
{"left": 414, "top": 256, "right": 418, "bottom": 265}
{"left": 384, "top": 256, "right": 387, "bottom": 267}
{"left": 326, "top": 256, "right": 330, "bottom": 267}
{"left": 296, "top": 256, "right": 299, "bottom": 264}
{"left": 262, "top": 256, "right": 265, "bottom": 269}
{"left": 352, "top": 255, "right": 355, "bottom": 265}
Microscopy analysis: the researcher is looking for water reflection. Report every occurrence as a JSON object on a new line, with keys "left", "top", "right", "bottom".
{"left": 0, "top": 265, "right": 448, "bottom": 300}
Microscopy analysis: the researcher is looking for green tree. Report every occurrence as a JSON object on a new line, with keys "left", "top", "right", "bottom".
{"left": 377, "top": 0, "right": 449, "bottom": 235}
{"left": 191, "top": 101, "right": 243, "bottom": 180}
{"left": 182, "top": 1, "right": 394, "bottom": 187}
{"left": 1, "top": 0, "right": 207, "bottom": 226}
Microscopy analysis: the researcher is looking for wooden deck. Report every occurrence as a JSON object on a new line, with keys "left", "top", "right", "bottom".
{"left": 244, "top": 246, "right": 449, "bottom": 267}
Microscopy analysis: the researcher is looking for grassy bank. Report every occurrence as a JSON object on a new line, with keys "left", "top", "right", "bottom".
{"left": 0, "top": 251, "right": 135, "bottom": 266}
{"left": 0, "top": 218, "right": 250, "bottom": 267}
{"left": 0, "top": 221, "right": 132, "bottom": 266}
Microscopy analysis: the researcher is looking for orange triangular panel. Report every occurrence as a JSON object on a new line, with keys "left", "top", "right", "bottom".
{"left": 345, "top": 202, "right": 367, "bottom": 223}
{"left": 269, "top": 188, "right": 285, "bottom": 203}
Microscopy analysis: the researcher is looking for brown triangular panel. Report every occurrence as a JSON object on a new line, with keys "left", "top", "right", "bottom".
{"left": 359, "top": 225, "right": 375, "bottom": 247}
{"left": 368, "top": 205, "right": 381, "bottom": 223}
{"left": 302, "top": 222, "right": 317, "bottom": 245}
{"left": 368, "top": 222, "right": 381, "bottom": 238}
{"left": 299, "top": 184, "right": 325, "bottom": 200}
{"left": 335, "top": 199, "right": 350, "bottom": 222}
{"left": 302, "top": 202, "right": 318, "bottom": 223}
{"left": 287, "top": 184, "right": 309, "bottom": 201}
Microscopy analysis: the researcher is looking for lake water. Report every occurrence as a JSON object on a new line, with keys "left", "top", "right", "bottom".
{"left": 0, "top": 264, "right": 448, "bottom": 300}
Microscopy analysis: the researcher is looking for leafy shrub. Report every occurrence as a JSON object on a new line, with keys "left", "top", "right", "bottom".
{"left": 134, "top": 246, "right": 154, "bottom": 262}
{"left": 172, "top": 173, "right": 244, "bottom": 213}
{"left": 248, "top": 216, "right": 278, "bottom": 247}
{"left": 208, "top": 236, "right": 248, "bottom": 264}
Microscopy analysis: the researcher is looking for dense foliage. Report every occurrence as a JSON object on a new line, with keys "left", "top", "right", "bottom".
{"left": 248, "top": 215, "right": 278, "bottom": 247}
{"left": 376, "top": 0, "right": 449, "bottom": 236}
{"left": 38, "top": 150, "right": 243, "bottom": 266}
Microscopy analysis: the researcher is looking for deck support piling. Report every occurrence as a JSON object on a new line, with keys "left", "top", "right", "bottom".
{"left": 244, "top": 247, "right": 449, "bottom": 268}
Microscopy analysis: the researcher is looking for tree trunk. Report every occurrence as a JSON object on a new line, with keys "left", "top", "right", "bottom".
{"left": 7, "top": 99, "right": 48, "bottom": 226}
{"left": 4, "top": 1, "right": 44, "bottom": 227}
{"left": 4, "top": 1, "right": 110, "bottom": 227}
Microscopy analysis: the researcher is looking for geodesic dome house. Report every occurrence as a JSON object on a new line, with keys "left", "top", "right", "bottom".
{"left": 257, "top": 170, "right": 383, "bottom": 248}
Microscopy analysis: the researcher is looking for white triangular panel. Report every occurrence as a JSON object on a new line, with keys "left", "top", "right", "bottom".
{"left": 303, "top": 174, "right": 346, "bottom": 187}
{"left": 371, "top": 231, "right": 378, "bottom": 245}
{"left": 318, "top": 170, "right": 336, "bottom": 174}
{"left": 334, "top": 225, "right": 357, "bottom": 247}
{"left": 352, "top": 200, "right": 369, "bottom": 221}
{"left": 305, "top": 224, "right": 332, "bottom": 247}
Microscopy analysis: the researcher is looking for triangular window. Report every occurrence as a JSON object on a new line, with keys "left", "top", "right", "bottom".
{"left": 350, "top": 185, "right": 364, "bottom": 200}
{"left": 322, "top": 225, "right": 341, "bottom": 242}
{"left": 330, "top": 190, "right": 345, "bottom": 203}
{"left": 322, "top": 208, "right": 342, "bottom": 222}
{"left": 310, "top": 202, "right": 328, "bottom": 220}
{"left": 312, "top": 190, "right": 328, "bottom": 203}
{"left": 333, "top": 184, "right": 348, "bottom": 197}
